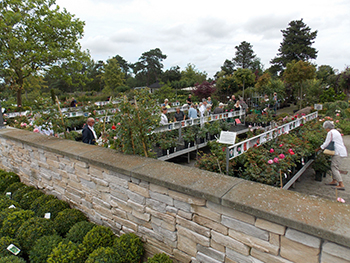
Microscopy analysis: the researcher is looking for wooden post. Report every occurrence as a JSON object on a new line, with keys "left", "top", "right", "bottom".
{"left": 280, "top": 170, "right": 283, "bottom": 188}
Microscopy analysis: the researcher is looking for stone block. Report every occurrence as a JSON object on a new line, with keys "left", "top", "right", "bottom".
{"left": 207, "top": 201, "right": 255, "bottom": 225}
{"left": 280, "top": 236, "right": 319, "bottom": 263}
{"left": 211, "top": 230, "right": 250, "bottom": 256}
{"left": 111, "top": 207, "right": 127, "bottom": 219}
{"left": 89, "top": 165, "right": 104, "bottom": 179}
{"left": 66, "top": 185, "right": 85, "bottom": 198}
{"left": 127, "top": 190, "right": 146, "bottom": 205}
{"left": 222, "top": 215, "right": 269, "bottom": 241}
{"left": 151, "top": 216, "right": 176, "bottom": 231}
{"left": 191, "top": 205, "right": 221, "bottom": 222}
{"left": 322, "top": 241, "right": 350, "bottom": 261}
{"left": 110, "top": 196, "right": 132, "bottom": 213}
{"left": 112, "top": 215, "right": 138, "bottom": 231}
{"left": 269, "top": 233, "right": 280, "bottom": 247}
{"left": 128, "top": 182, "right": 150, "bottom": 197}
{"left": 92, "top": 177, "right": 109, "bottom": 187}
{"left": 196, "top": 252, "right": 222, "bottom": 263}
{"left": 228, "top": 229, "right": 279, "bottom": 255}
{"left": 110, "top": 184, "right": 128, "bottom": 201}
{"left": 177, "top": 234, "right": 197, "bottom": 257}
{"left": 127, "top": 213, "right": 152, "bottom": 229}
{"left": 174, "top": 199, "right": 191, "bottom": 212}
{"left": 149, "top": 183, "right": 168, "bottom": 194}
{"left": 147, "top": 237, "right": 174, "bottom": 254}
{"left": 173, "top": 249, "right": 193, "bottom": 263}
{"left": 146, "top": 207, "right": 176, "bottom": 225}
{"left": 146, "top": 198, "right": 167, "bottom": 213}
{"left": 165, "top": 205, "right": 178, "bottom": 216}
{"left": 176, "top": 215, "right": 210, "bottom": 237}
{"left": 251, "top": 248, "right": 294, "bottom": 263}
{"left": 79, "top": 178, "right": 96, "bottom": 190}
{"left": 255, "top": 218, "right": 285, "bottom": 235}
{"left": 197, "top": 244, "right": 225, "bottom": 262}
{"left": 226, "top": 247, "right": 263, "bottom": 263}
{"left": 139, "top": 225, "right": 163, "bottom": 242}
{"left": 193, "top": 214, "right": 228, "bottom": 235}
{"left": 92, "top": 196, "right": 111, "bottom": 209}
{"left": 177, "top": 209, "right": 192, "bottom": 220}
{"left": 132, "top": 209, "right": 150, "bottom": 222}
{"left": 177, "top": 225, "right": 210, "bottom": 247}
{"left": 168, "top": 190, "right": 206, "bottom": 205}
{"left": 75, "top": 165, "right": 91, "bottom": 180}
{"left": 321, "top": 252, "right": 350, "bottom": 263}
{"left": 285, "top": 228, "right": 321, "bottom": 248}
{"left": 149, "top": 191, "right": 173, "bottom": 206}
{"left": 127, "top": 199, "right": 144, "bottom": 213}
{"left": 210, "top": 239, "right": 225, "bottom": 253}
{"left": 94, "top": 204, "right": 113, "bottom": 218}
{"left": 152, "top": 223, "right": 177, "bottom": 242}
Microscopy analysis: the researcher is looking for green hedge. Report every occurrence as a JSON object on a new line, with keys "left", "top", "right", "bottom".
{"left": 0, "top": 210, "right": 35, "bottom": 238}
{"left": 114, "top": 233, "right": 144, "bottom": 263}
{"left": 53, "top": 208, "right": 87, "bottom": 236}
{"left": 65, "top": 221, "right": 95, "bottom": 244}
{"left": 0, "top": 172, "right": 20, "bottom": 193}
{"left": 29, "top": 235, "right": 63, "bottom": 263}
{"left": 0, "top": 236, "right": 22, "bottom": 258}
{"left": 82, "top": 225, "right": 116, "bottom": 254}
{"left": 147, "top": 253, "right": 173, "bottom": 263}
{"left": 86, "top": 247, "right": 120, "bottom": 263}
{"left": 47, "top": 241, "right": 86, "bottom": 263}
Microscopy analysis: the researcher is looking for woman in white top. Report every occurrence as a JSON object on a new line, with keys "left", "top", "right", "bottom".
{"left": 316, "top": 121, "right": 348, "bottom": 190}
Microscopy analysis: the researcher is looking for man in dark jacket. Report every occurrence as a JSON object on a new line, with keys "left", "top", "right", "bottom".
{"left": 82, "top": 118, "right": 97, "bottom": 145}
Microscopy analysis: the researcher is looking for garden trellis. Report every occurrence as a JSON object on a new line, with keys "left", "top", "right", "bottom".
{"left": 225, "top": 111, "right": 319, "bottom": 175}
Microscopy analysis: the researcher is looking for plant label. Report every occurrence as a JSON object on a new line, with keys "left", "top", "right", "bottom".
{"left": 44, "top": 213, "right": 51, "bottom": 219}
{"left": 7, "top": 244, "right": 21, "bottom": 255}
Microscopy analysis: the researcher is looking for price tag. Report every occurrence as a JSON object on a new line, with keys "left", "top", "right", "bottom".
{"left": 7, "top": 244, "right": 21, "bottom": 255}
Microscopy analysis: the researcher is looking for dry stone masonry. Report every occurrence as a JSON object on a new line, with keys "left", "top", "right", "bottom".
{"left": 1, "top": 127, "right": 350, "bottom": 263}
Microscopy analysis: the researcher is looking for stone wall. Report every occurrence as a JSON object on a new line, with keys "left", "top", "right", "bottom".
{"left": 1, "top": 127, "right": 350, "bottom": 263}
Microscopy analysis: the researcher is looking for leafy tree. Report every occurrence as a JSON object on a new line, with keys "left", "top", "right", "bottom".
{"left": 233, "top": 68, "right": 256, "bottom": 99}
{"left": 113, "top": 55, "right": 131, "bottom": 77}
{"left": 316, "top": 65, "right": 335, "bottom": 84}
{"left": 339, "top": 67, "right": 350, "bottom": 94}
{"left": 180, "top": 63, "right": 207, "bottom": 87}
{"left": 153, "top": 83, "right": 176, "bottom": 103}
{"left": 133, "top": 48, "right": 167, "bottom": 86}
{"left": 271, "top": 19, "right": 318, "bottom": 73}
{"left": 220, "top": 59, "right": 235, "bottom": 76}
{"left": 192, "top": 81, "right": 216, "bottom": 100}
{"left": 233, "top": 41, "right": 256, "bottom": 69}
{"left": 255, "top": 72, "right": 272, "bottom": 94}
{"left": 0, "top": 0, "right": 85, "bottom": 106}
{"left": 162, "top": 66, "right": 182, "bottom": 84}
{"left": 85, "top": 60, "right": 104, "bottom": 92}
{"left": 101, "top": 57, "right": 125, "bottom": 94}
{"left": 283, "top": 60, "right": 316, "bottom": 109}
{"left": 215, "top": 72, "right": 239, "bottom": 102}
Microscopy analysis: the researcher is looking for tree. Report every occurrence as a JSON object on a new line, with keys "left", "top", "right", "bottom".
{"left": 0, "top": 0, "right": 85, "bottom": 106}
{"left": 283, "top": 60, "right": 316, "bottom": 109}
{"left": 133, "top": 48, "right": 167, "bottom": 86}
{"left": 232, "top": 68, "right": 256, "bottom": 99}
{"left": 162, "top": 66, "right": 182, "bottom": 84}
{"left": 271, "top": 19, "right": 318, "bottom": 73}
{"left": 192, "top": 81, "right": 216, "bottom": 100}
{"left": 113, "top": 55, "right": 131, "bottom": 78}
{"left": 180, "top": 63, "right": 207, "bottom": 87}
{"left": 101, "top": 58, "right": 125, "bottom": 94}
{"left": 233, "top": 41, "right": 257, "bottom": 69}
{"left": 220, "top": 59, "right": 235, "bottom": 76}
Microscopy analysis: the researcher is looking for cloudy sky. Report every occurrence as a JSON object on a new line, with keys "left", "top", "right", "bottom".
{"left": 55, "top": 0, "right": 350, "bottom": 78}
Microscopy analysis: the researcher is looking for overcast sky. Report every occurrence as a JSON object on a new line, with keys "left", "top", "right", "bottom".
{"left": 55, "top": 0, "right": 350, "bottom": 78}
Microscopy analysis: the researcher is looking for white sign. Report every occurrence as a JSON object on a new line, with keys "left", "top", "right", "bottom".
{"left": 217, "top": 131, "right": 237, "bottom": 145}
{"left": 7, "top": 244, "right": 21, "bottom": 255}
{"left": 44, "top": 213, "right": 51, "bottom": 219}
{"left": 314, "top": 104, "right": 323, "bottom": 110}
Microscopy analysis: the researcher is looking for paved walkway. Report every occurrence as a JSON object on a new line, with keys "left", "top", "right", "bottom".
{"left": 291, "top": 136, "right": 350, "bottom": 203}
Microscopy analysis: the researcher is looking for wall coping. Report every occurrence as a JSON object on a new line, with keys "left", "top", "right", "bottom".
{"left": 1, "top": 127, "right": 350, "bottom": 247}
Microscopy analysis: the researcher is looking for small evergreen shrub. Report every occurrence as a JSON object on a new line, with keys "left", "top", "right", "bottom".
{"left": 0, "top": 172, "right": 20, "bottom": 193}
{"left": 114, "top": 233, "right": 144, "bottom": 263}
{"left": 0, "top": 210, "right": 35, "bottom": 238}
{"left": 0, "top": 196, "right": 20, "bottom": 211}
{"left": 19, "top": 189, "right": 45, "bottom": 210}
{"left": 29, "top": 194, "right": 57, "bottom": 214}
{"left": 147, "top": 253, "right": 173, "bottom": 263}
{"left": 3, "top": 182, "right": 26, "bottom": 196}
{"left": 66, "top": 221, "right": 95, "bottom": 244}
{"left": 82, "top": 225, "right": 116, "bottom": 254}
{"left": 12, "top": 185, "right": 37, "bottom": 203}
{"left": 47, "top": 241, "right": 86, "bottom": 263}
{"left": 35, "top": 198, "right": 70, "bottom": 219}
{"left": 16, "top": 217, "right": 56, "bottom": 253}
{"left": 53, "top": 208, "right": 87, "bottom": 237}
{"left": 0, "top": 255, "right": 26, "bottom": 263}
{"left": 29, "top": 234, "right": 63, "bottom": 263}
{"left": 0, "top": 236, "right": 22, "bottom": 258}
{"left": 85, "top": 247, "right": 120, "bottom": 263}
{"left": 0, "top": 208, "right": 22, "bottom": 228}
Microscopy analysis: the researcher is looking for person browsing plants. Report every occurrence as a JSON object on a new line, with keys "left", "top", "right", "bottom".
{"left": 316, "top": 120, "right": 348, "bottom": 190}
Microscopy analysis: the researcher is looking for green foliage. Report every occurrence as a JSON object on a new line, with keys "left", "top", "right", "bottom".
{"left": 36, "top": 199, "right": 70, "bottom": 219}
{"left": 3, "top": 182, "right": 26, "bottom": 196}
{"left": 102, "top": 58, "right": 126, "bottom": 92}
{"left": 312, "top": 154, "right": 331, "bottom": 173}
{"left": 66, "top": 221, "right": 95, "bottom": 244}
{"left": 0, "top": 172, "right": 20, "bottom": 193}
{"left": 82, "top": 225, "right": 116, "bottom": 254}
{"left": 114, "top": 233, "right": 144, "bottom": 263}
{"left": 85, "top": 247, "right": 120, "bottom": 263}
{"left": 319, "top": 88, "right": 346, "bottom": 103}
{"left": 29, "top": 234, "right": 63, "bottom": 263}
{"left": 233, "top": 41, "right": 257, "bottom": 69}
{"left": 0, "top": 210, "right": 35, "bottom": 238}
{"left": 29, "top": 194, "right": 57, "bottom": 215}
{"left": 47, "top": 241, "right": 86, "bottom": 263}
{"left": 11, "top": 185, "right": 37, "bottom": 203}
{"left": 0, "top": 255, "right": 26, "bottom": 263}
{"left": 0, "top": 196, "right": 20, "bottom": 211}
{"left": 0, "top": 236, "right": 21, "bottom": 258}
{"left": 19, "top": 189, "right": 45, "bottom": 210}
{"left": 147, "top": 253, "right": 173, "bottom": 263}
{"left": 16, "top": 217, "right": 56, "bottom": 253}
{"left": 53, "top": 208, "right": 87, "bottom": 237}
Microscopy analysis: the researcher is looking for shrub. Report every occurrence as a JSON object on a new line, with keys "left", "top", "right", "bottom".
{"left": 53, "top": 208, "right": 87, "bottom": 236}
{"left": 0, "top": 236, "right": 22, "bottom": 258}
{"left": 29, "top": 234, "right": 63, "bottom": 263}
{"left": 3, "top": 182, "right": 26, "bottom": 196}
{"left": 85, "top": 247, "right": 120, "bottom": 263}
{"left": 66, "top": 221, "right": 95, "bottom": 244}
{"left": 16, "top": 217, "right": 56, "bottom": 253}
{"left": 114, "top": 233, "right": 144, "bottom": 263}
{"left": 0, "top": 255, "right": 26, "bottom": 263}
{"left": 35, "top": 198, "right": 70, "bottom": 219}
{"left": 19, "top": 190, "right": 45, "bottom": 210}
{"left": 29, "top": 194, "right": 57, "bottom": 214}
{"left": 11, "top": 185, "right": 37, "bottom": 203}
{"left": 0, "top": 210, "right": 35, "bottom": 238}
{"left": 82, "top": 225, "right": 116, "bottom": 254}
{"left": 147, "top": 253, "right": 173, "bottom": 263}
{"left": 0, "top": 172, "right": 20, "bottom": 194}
{"left": 47, "top": 241, "right": 86, "bottom": 263}
{"left": 0, "top": 208, "right": 22, "bottom": 228}
{"left": 0, "top": 196, "right": 20, "bottom": 211}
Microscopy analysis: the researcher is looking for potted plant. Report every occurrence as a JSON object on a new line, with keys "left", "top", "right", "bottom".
{"left": 312, "top": 153, "right": 331, "bottom": 181}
